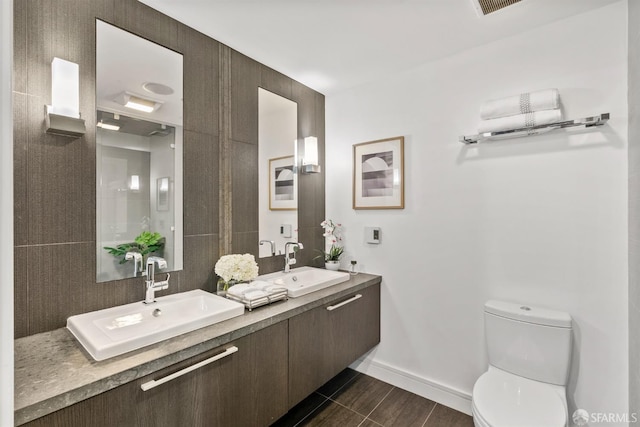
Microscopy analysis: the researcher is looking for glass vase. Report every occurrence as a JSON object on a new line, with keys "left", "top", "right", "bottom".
{"left": 216, "top": 278, "right": 238, "bottom": 297}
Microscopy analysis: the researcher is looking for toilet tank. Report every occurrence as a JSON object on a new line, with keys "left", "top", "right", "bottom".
{"left": 484, "top": 300, "right": 572, "bottom": 386}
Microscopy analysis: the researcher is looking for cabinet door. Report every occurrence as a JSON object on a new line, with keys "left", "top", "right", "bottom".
{"left": 288, "top": 284, "right": 380, "bottom": 407}
{"left": 24, "top": 321, "right": 288, "bottom": 427}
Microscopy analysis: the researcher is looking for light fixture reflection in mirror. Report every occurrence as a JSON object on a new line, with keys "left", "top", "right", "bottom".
{"left": 96, "top": 20, "right": 183, "bottom": 282}
{"left": 258, "top": 88, "right": 298, "bottom": 258}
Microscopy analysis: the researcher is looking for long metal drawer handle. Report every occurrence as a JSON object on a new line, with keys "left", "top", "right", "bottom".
{"left": 326, "top": 294, "right": 362, "bottom": 311}
{"left": 141, "top": 346, "right": 238, "bottom": 391}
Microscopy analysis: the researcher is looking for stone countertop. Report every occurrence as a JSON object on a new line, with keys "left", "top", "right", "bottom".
{"left": 14, "top": 272, "right": 381, "bottom": 425}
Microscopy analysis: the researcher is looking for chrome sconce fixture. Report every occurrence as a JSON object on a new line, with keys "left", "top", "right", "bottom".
{"left": 45, "top": 57, "right": 86, "bottom": 138}
{"left": 300, "top": 136, "right": 321, "bottom": 174}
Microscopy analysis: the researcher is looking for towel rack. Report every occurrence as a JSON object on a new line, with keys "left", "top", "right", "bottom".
{"left": 459, "top": 113, "right": 610, "bottom": 144}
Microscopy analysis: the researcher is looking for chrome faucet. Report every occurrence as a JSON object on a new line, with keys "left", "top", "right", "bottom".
{"left": 283, "top": 242, "right": 303, "bottom": 273}
{"left": 260, "top": 240, "right": 276, "bottom": 256}
{"left": 144, "top": 256, "right": 170, "bottom": 304}
{"left": 125, "top": 251, "right": 143, "bottom": 276}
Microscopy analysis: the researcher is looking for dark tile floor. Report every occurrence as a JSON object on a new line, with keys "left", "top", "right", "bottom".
{"left": 272, "top": 369, "right": 474, "bottom": 427}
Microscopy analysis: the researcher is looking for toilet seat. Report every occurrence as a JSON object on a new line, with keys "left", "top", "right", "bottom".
{"left": 472, "top": 368, "right": 567, "bottom": 427}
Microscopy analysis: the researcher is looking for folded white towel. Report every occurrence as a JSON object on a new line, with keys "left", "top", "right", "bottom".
{"left": 250, "top": 280, "right": 274, "bottom": 290}
{"left": 264, "top": 285, "right": 287, "bottom": 293}
{"left": 244, "top": 290, "right": 269, "bottom": 300}
{"left": 477, "top": 109, "right": 563, "bottom": 134}
{"left": 226, "top": 283, "right": 255, "bottom": 298}
{"left": 227, "top": 281, "right": 287, "bottom": 300}
{"left": 480, "top": 89, "right": 560, "bottom": 120}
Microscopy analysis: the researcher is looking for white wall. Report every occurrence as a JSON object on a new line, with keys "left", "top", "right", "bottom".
{"left": 327, "top": 2, "right": 628, "bottom": 420}
{"left": 149, "top": 129, "right": 181, "bottom": 271}
{"left": 0, "top": 0, "right": 13, "bottom": 424}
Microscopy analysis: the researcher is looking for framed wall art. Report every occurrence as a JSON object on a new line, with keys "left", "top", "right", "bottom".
{"left": 269, "top": 155, "right": 297, "bottom": 210}
{"left": 353, "top": 136, "right": 404, "bottom": 209}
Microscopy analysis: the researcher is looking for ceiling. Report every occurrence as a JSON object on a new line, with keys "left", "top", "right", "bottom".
{"left": 139, "top": 0, "right": 620, "bottom": 95}
{"left": 96, "top": 19, "right": 183, "bottom": 127}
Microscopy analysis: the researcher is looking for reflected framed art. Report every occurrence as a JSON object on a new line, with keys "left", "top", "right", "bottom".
{"left": 269, "top": 155, "right": 297, "bottom": 210}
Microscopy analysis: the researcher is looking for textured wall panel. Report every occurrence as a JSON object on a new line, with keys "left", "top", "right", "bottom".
{"left": 13, "top": 0, "right": 325, "bottom": 337}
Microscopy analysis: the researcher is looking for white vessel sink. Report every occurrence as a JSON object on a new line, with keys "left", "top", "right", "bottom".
{"left": 67, "top": 290, "right": 245, "bottom": 361}
{"left": 258, "top": 266, "right": 350, "bottom": 298}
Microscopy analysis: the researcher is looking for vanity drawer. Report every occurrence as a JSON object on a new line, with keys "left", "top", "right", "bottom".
{"left": 288, "top": 283, "right": 381, "bottom": 408}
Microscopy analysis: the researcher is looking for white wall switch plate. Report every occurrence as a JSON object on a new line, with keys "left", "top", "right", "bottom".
{"left": 280, "top": 224, "right": 292, "bottom": 238}
{"left": 365, "top": 227, "right": 381, "bottom": 244}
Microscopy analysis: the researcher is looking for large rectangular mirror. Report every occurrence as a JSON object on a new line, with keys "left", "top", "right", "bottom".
{"left": 258, "top": 88, "right": 298, "bottom": 258}
{"left": 96, "top": 20, "right": 183, "bottom": 282}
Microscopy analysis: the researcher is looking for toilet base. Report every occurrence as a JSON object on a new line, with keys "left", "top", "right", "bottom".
{"left": 471, "top": 366, "right": 568, "bottom": 427}
{"left": 472, "top": 400, "right": 490, "bottom": 427}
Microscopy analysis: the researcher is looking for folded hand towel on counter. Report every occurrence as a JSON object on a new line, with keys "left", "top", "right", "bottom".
{"left": 480, "top": 89, "right": 560, "bottom": 120}
{"left": 244, "top": 290, "right": 269, "bottom": 300}
{"left": 226, "top": 281, "right": 286, "bottom": 301}
{"left": 250, "top": 280, "right": 274, "bottom": 290}
{"left": 226, "top": 283, "right": 257, "bottom": 299}
{"left": 250, "top": 280, "right": 287, "bottom": 294}
{"left": 477, "top": 109, "right": 563, "bottom": 134}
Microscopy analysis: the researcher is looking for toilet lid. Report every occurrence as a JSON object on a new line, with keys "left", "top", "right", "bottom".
{"left": 472, "top": 370, "right": 566, "bottom": 427}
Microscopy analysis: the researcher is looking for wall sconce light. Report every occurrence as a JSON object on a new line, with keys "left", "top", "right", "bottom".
{"left": 129, "top": 175, "right": 140, "bottom": 191}
{"left": 114, "top": 91, "right": 163, "bottom": 113}
{"left": 301, "top": 136, "right": 321, "bottom": 174}
{"left": 45, "top": 57, "right": 86, "bottom": 138}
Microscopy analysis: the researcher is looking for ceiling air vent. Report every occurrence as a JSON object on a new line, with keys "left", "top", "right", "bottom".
{"left": 471, "top": 0, "right": 522, "bottom": 16}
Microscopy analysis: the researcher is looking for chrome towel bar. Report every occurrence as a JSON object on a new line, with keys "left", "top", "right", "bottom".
{"left": 460, "top": 113, "right": 610, "bottom": 144}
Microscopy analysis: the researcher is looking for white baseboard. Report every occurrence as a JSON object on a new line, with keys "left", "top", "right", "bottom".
{"left": 350, "top": 357, "right": 473, "bottom": 416}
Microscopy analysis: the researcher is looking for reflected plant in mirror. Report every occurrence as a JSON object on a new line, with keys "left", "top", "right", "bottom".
{"left": 96, "top": 20, "right": 183, "bottom": 282}
{"left": 258, "top": 88, "right": 298, "bottom": 258}
{"left": 103, "top": 231, "right": 165, "bottom": 265}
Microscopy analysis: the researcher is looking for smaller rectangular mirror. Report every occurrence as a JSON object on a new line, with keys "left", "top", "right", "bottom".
{"left": 258, "top": 88, "right": 298, "bottom": 258}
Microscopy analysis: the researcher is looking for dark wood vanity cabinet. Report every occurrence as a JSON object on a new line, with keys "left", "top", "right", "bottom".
{"left": 288, "top": 283, "right": 381, "bottom": 407}
{"left": 22, "top": 282, "right": 381, "bottom": 426}
{"left": 24, "top": 321, "right": 289, "bottom": 427}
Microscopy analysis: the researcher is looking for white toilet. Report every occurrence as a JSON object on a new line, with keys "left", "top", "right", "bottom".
{"left": 472, "top": 300, "right": 573, "bottom": 427}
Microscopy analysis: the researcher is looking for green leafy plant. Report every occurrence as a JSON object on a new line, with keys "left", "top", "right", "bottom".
{"left": 104, "top": 231, "right": 165, "bottom": 264}
{"left": 313, "top": 244, "right": 344, "bottom": 262}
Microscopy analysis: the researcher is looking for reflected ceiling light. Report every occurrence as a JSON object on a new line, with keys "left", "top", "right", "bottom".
{"left": 97, "top": 121, "right": 120, "bottom": 131}
{"left": 114, "top": 92, "right": 163, "bottom": 113}
{"left": 45, "top": 57, "right": 86, "bottom": 138}
{"left": 142, "top": 82, "right": 174, "bottom": 96}
{"left": 301, "top": 136, "right": 321, "bottom": 174}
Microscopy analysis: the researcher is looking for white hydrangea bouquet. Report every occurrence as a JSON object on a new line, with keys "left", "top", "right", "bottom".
{"left": 214, "top": 253, "right": 259, "bottom": 295}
